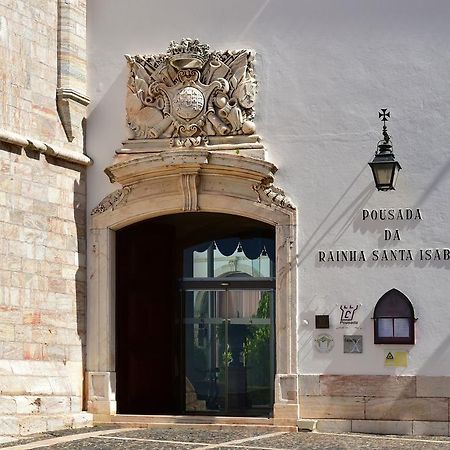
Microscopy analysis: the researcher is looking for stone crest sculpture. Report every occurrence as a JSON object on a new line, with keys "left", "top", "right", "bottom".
{"left": 125, "top": 39, "right": 257, "bottom": 143}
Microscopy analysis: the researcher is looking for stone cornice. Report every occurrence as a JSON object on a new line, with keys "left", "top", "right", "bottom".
{"left": 104, "top": 150, "right": 277, "bottom": 186}
{"left": 0, "top": 128, "right": 93, "bottom": 167}
{"left": 119, "top": 134, "right": 264, "bottom": 153}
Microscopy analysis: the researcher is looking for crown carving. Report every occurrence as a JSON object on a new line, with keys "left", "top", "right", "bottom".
{"left": 167, "top": 38, "right": 210, "bottom": 69}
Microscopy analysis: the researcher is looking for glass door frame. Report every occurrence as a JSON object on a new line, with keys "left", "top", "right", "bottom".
{"left": 180, "top": 277, "right": 276, "bottom": 417}
{"left": 180, "top": 277, "right": 275, "bottom": 290}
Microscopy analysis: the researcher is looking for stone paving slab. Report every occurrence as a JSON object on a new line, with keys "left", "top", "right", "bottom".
{"left": 0, "top": 427, "right": 130, "bottom": 449}
{"left": 116, "top": 428, "right": 269, "bottom": 444}
{"left": 0, "top": 426, "right": 118, "bottom": 448}
{"left": 3, "top": 426, "right": 450, "bottom": 449}
{"left": 46, "top": 438, "right": 197, "bottom": 449}
{"left": 238, "top": 432, "right": 450, "bottom": 450}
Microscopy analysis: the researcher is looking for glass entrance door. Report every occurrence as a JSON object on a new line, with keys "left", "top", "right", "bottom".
{"left": 183, "top": 287, "right": 274, "bottom": 416}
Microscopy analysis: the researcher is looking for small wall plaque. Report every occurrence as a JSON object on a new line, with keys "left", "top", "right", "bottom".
{"left": 339, "top": 304, "right": 359, "bottom": 325}
{"left": 384, "top": 350, "right": 408, "bottom": 367}
{"left": 344, "top": 335, "right": 363, "bottom": 353}
{"left": 314, "top": 334, "right": 334, "bottom": 353}
{"left": 315, "top": 315, "right": 330, "bottom": 329}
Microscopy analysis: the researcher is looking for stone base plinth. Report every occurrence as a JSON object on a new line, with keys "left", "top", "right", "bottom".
{"left": 316, "top": 419, "right": 450, "bottom": 436}
{"left": 299, "top": 375, "right": 450, "bottom": 437}
{"left": 86, "top": 372, "right": 117, "bottom": 415}
{"left": 0, "top": 412, "right": 92, "bottom": 437}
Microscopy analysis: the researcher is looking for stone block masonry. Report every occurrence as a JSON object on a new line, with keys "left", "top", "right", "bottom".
{"left": 0, "top": 0, "right": 91, "bottom": 438}
{"left": 299, "top": 375, "right": 450, "bottom": 436}
{"left": 0, "top": 0, "right": 88, "bottom": 151}
{"left": 0, "top": 142, "right": 90, "bottom": 436}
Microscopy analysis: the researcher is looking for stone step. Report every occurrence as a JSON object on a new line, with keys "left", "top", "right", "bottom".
{"left": 94, "top": 414, "right": 298, "bottom": 432}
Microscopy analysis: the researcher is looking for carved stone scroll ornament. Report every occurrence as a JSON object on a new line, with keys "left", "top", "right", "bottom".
{"left": 91, "top": 186, "right": 132, "bottom": 216}
{"left": 253, "top": 178, "right": 295, "bottom": 210}
{"left": 125, "top": 38, "right": 257, "bottom": 142}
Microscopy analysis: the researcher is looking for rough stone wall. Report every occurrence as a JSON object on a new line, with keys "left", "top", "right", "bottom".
{"left": 0, "top": 0, "right": 90, "bottom": 438}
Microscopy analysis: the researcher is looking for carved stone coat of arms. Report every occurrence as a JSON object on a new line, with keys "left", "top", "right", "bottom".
{"left": 125, "top": 38, "right": 257, "bottom": 144}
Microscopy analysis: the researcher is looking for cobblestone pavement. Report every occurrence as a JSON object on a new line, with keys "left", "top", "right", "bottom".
{"left": 3, "top": 426, "right": 450, "bottom": 450}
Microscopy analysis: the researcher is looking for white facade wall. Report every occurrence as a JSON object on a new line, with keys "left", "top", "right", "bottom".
{"left": 87, "top": 0, "right": 450, "bottom": 379}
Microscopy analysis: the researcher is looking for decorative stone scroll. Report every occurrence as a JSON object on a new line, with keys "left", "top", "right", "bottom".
{"left": 125, "top": 38, "right": 257, "bottom": 143}
{"left": 91, "top": 186, "right": 132, "bottom": 216}
{"left": 253, "top": 178, "right": 295, "bottom": 210}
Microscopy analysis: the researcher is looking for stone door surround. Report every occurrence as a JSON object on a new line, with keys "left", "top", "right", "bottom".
{"left": 87, "top": 150, "right": 298, "bottom": 424}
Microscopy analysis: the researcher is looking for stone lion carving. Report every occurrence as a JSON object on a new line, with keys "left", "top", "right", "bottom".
{"left": 125, "top": 38, "right": 257, "bottom": 141}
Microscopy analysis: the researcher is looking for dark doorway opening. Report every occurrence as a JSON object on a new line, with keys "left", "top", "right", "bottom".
{"left": 116, "top": 213, "right": 275, "bottom": 415}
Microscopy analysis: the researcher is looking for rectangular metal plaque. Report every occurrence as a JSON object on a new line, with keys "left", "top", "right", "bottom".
{"left": 315, "top": 315, "right": 330, "bottom": 329}
{"left": 344, "top": 335, "right": 363, "bottom": 353}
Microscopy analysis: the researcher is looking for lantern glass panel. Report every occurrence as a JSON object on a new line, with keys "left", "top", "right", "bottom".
{"left": 391, "top": 164, "right": 400, "bottom": 188}
{"left": 373, "top": 163, "right": 395, "bottom": 187}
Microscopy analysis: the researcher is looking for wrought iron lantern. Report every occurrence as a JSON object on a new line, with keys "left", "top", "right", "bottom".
{"left": 369, "top": 109, "right": 402, "bottom": 191}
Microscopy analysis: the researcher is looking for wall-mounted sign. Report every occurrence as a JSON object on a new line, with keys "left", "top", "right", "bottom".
{"left": 318, "top": 208, "right": 450, "bottom": 264}
{"left": 384, "top": 350, "right": 408, "bottom": 367}
{"left": 339, "top": 304, "right": 359, "bottom": 326}
{"left": 344, "top": 335, "right": 363, "bottom": 353}
{"left": 315, "top": 315, "right": 330, "bottom": 329}
{"left": 315, "top": 334, "right": 334, "bottom": 353}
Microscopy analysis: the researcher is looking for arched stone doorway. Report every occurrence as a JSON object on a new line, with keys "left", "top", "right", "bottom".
{"left": 87, "top": 150, "right": 298, "bottom": 424}
{"left": 115, "top": 212, "right": 276, "bottom": 416}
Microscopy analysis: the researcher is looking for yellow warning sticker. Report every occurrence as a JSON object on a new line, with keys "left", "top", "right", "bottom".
{"left": 384, "top": 351, "right": 408, "bottom": 367}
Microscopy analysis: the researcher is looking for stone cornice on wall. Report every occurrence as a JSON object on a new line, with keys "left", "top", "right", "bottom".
{"left": 0, "top": 128, "right": 92, "bottom": 167}
{"left": 105, "top": 150, "right": 276, "bottom": 185}
{"left": 119, "top": 134, "right": 264, "bottom": 154}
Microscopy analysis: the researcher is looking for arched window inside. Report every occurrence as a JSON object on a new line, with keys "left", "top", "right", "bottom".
{"left": 373, "top": 289, "right": 416, "bottom": 344}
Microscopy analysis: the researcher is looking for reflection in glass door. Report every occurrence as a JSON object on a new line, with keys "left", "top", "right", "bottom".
{"left": 184, "top": 288, "right": 274, "bottom": 416}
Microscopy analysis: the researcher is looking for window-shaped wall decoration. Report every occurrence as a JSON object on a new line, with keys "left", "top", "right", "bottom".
{"left": 373, "top": 289, "right": 416, "bottom": 344}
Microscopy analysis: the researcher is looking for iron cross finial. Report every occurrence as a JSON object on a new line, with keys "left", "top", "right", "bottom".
{"left": 379, "top": 108, "right": 390, "bottom": 127}
{"left": 379, "top": 109, "right": 391, "bottom": 143}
